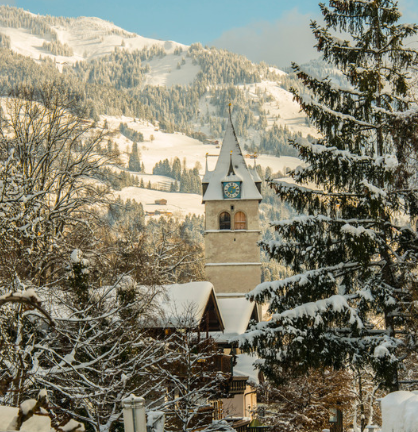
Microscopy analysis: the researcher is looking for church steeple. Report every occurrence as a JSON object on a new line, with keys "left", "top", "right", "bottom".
{"left": 202, "top": 105, "right": 262, "bottom": 203}
{"left": 203, "top": 106, "right": 262, "bottom": 294}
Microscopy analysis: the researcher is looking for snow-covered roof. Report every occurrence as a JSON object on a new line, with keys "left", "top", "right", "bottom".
{"left": 234, "top": 353, "right": 262, "bottom": 385}
{"left": 202, "top": 110, "right": 263, "bottom": 202}
{"left": 380, "top": 391, "right": 418, "bottom": 432}
{"left": 250, "top": 167, "right": 262, "bottom": 184}
{"left": 150, "top": 281, "right": 224, "bottom": 331}
{"left": 211, "top": 295, "right": 259, "bottom": 343}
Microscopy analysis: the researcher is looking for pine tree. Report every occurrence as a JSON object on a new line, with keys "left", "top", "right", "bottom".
{"left": 237, "top": 0, "right": 418, "bottom": 391}
{"left": 172, "top": 157, "right": 182, "bottom": 181}
{"left": 128, "top": 142, "right": 141, "bottom": 172}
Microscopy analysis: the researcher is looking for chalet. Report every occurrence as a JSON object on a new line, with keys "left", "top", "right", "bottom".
{"left": 150, "top": 282, "right": 224, "bottom": 337}
{"left": 211, "top": 294, "right": 261, "bottom": 422}
{"left": 145, "top": 281, "right": 262, "bottom": 430}
{"left": 154, "top": 199, "right": 167, "bottom": 205}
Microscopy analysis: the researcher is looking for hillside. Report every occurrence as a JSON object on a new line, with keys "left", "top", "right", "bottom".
{"left": 0, "top": 6, "right": 317, "bottom": 146}
{"left": 97, "top": 113, "right": 304, "bottom": 218}
{"left": 0, "top": 5, "right": 309, "bottom": 284}
{"left": 0, "top": 7, "right": 311, "bottom": 214}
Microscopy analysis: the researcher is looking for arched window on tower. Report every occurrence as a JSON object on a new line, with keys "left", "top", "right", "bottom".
{"left": 219, "top": 212, "right": 231, "bottom": 230}
{"left": 234, "top": 211, "right": 246, "bottom": 230}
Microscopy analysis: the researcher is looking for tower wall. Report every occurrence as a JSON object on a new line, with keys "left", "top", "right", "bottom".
{"left": 205, "top": 264, "right": 261, "bottom": 294}
{"left": 204, "top": 200, "right": 261, "bottom": 293}
{"left": 205, "top": 200, "right": 260, "bottom": 231}
{"left": 202, "top": 113, "right": 263, "bottom": 294}
{"left": 205, "top": 231, "right": 260, "bottom": 263}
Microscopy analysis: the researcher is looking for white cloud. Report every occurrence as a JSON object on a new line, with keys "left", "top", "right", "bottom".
{"left": 209, "top": 8, "right": 321, "bottom": 69}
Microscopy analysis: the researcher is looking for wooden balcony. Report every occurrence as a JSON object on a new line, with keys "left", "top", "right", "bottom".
{"left": 227, "top": 376, "right": 248, "bottom": 395}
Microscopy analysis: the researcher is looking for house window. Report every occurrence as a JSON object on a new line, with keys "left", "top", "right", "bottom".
{"left": 219, "top": 212, "right": 231, "bottom": 230}
{"left": 234, "top": 211, "right": 246, "bottom": 230}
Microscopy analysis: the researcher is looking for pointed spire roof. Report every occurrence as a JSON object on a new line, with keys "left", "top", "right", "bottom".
{"left": 202, "top": 107, "right": 262, "bottom": 202}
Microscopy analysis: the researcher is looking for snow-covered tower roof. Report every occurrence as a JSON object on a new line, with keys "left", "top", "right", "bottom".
{"left": 202, "top": 106, "right": 262, "bottom": 202}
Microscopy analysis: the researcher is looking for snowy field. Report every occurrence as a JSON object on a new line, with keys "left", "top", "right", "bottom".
{"left": 114, "top": 187, "right": 204, "bottom": 217}
{"left": 102, "top": 114, "right": 304, "bottom": 216}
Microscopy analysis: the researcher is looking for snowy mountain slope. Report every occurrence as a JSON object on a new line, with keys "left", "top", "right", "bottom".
{"left": 104, "top": 114, "right": 303, "bottom": 175}
{"left": 0, "top": 11, "right": 187, "bottom": 64}
{"left": 0, "top": 6, "right": 319, "bottom": 141}
{"left": 0, "top": 7, "right": 315, "bottom": 218}
{"left": 0, "top": 7, "right": 197, "bottom": 85}
{"left": 143, "top": 55, "right": 201, "bottom": 88}
{"left": 101, "top": 114, "right": 303, "bottom": 217}
{"left": 197, "top": 80, "right": 317, "bottom": 147}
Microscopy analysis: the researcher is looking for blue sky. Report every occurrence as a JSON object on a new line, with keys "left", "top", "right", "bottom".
{"left": 2, "top": 0, "right": 418, "bottom": 68}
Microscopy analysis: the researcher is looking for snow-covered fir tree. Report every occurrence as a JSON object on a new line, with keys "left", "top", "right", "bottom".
{"left": 236, "top": 0, "right": 418, "bottom": 392}
{"left": 128, "top": 141, "right": 142, "bottom": 172}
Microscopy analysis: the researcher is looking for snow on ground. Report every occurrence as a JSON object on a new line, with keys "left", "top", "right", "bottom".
{"left": 381, "top": 391, "right": 418, "bottom": 432}
{"left": 257, "top": 155, "right": 304, "bottom": 175}
{"left": 1, "top": 14, "right": 187, "bottom": 65}
{"left": 114, "top": 187, "right": 204, "bottom": 217}
{"left": 102, "top": 115, "right": 303, "bottom": 177}
{"left": 238, "top": 81, "right": 319, "bottom": 139}
{"left": 143, "top": 54, "right": 201, "bottom": 87}
{"left": 268, "top": 66, "right": 287, "bottom": 76}
{"left": 0, "top": 26, "right": 59, "bottom": 61}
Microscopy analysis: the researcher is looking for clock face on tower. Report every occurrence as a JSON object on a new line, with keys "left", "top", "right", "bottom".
{"left": 223, "top": 181, "right": 241, "bottom": 199}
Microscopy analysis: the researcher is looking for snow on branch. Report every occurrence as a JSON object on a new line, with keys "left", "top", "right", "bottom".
{"left": 248, "top": 262, "right": 361, "bottom": 301}
{"left": 0, "top": 289, "right": 54, "bottom": 325}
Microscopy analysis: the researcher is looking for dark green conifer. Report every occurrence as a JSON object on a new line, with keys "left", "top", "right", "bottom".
{"left": 128, "top": 142, "right": 141, "bottom": 172}
{"left": 239, "top": 0, "right": 418, "bottom": 391}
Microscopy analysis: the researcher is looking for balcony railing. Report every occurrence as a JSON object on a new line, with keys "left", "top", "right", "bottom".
{"left": 227, "top": 376, "right": 248, "bottom": 394}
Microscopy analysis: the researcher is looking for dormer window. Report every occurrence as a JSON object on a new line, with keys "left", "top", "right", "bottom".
{"left": 219, "top": 212, "right": 231, "bottom": 230}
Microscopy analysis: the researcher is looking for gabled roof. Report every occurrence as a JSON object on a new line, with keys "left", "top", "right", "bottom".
{"left": 150, "top": 281, "right": 225, "bottom": 331}
{"left": 202, "top": 108, "right": 262, "bottom": 202}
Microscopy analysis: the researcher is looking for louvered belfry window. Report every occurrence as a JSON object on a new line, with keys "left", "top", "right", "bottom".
{"left": 234, "top": 211, "right": 246, "bottom": 230}
{"left": 219, "top": 212, "right": 231, "bottom": 230}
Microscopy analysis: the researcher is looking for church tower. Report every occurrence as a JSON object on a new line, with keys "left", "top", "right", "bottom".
{"left": 202, "top": 107, "right": 262, "bottom": 293}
